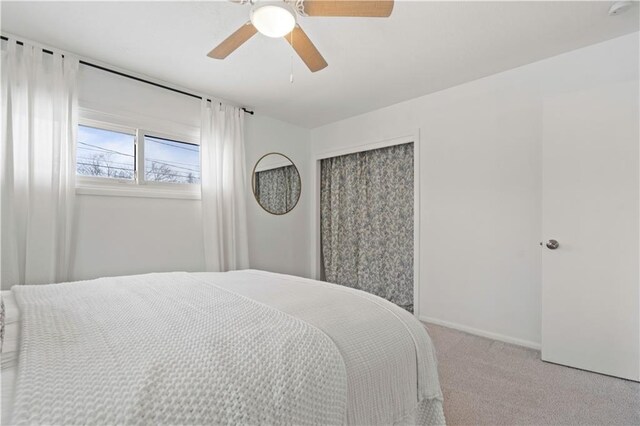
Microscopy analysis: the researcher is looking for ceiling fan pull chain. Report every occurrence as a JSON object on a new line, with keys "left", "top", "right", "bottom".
{"left": 290, "top": 55, "right": 294, "bottom": 83}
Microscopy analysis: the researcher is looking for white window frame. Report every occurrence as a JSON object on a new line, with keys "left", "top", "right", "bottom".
{"left": 76, "top": 118, "right": 138, "bottom": 188}
{"left": 76, "top": 112, "right": 201, "bottom": 200}
{"left": 138, "top": 129, "right": 200, "bottom": 191}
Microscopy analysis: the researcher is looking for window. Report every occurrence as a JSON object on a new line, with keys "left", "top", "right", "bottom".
{"left": 144, "top": 135, "right": 200, "bottom": 184}
{"left": 76, "top": 119, "right": 200, "bottom": 198}
{"left": 77, "top": 125, "right": 135, "bottom": 180}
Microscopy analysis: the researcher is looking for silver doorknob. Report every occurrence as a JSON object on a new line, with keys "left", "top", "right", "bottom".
{"left": 546, "top": 239, "right": 559, "bottom": 250}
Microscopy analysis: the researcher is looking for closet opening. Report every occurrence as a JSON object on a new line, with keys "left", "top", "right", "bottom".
{"left": 312, "top": 134, "right": 420, "bottom": 314}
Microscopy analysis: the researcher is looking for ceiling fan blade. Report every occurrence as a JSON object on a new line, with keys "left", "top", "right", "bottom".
{"left": 207, "top": 22, "right": 257, "bottom": 59}
{"left": 285, "top": 25, "right": 328, "bottom": 72}
{"left": 302, "top": 0, "right": 394, "bottom": 17}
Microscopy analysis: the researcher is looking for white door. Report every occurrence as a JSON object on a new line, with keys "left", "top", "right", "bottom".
{"left": 541, "top": 80, "right": 639, "bottom": 381}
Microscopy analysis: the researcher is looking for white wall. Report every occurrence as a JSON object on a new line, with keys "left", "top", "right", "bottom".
{"left": 310, "top": 33, "right": 639, "bottom": 348}
{"left": 245, "top": 115, "right": 311, "bottom": 278}
{"left": 73, "top": 66, "right": 310, "bottom": 280}
{"left": 73, "top": 195, "right": 205, "bottom": 280}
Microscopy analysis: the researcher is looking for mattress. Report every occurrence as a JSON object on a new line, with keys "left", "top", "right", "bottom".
{"left": 2, "top": 270, "right": 444, "bottom": 425}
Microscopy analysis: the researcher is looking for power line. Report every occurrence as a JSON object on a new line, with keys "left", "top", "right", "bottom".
{"left": 78, "top": 142, "right": 200, "bottom": 173}
{"left": 145, "top": 169, "right": 198, "bottom": 178}
{"left": 77, "top": 162, "right": 134, "bottom": 173}
{"left": 78, "top": 155, "right": 200, "bottom": 174}
{"left": 145, "top": 160, "right": 199, "bottom": 173}
{"left": 79, "top": 140, "right": 200, "bottom": 159}
{"left": 77, "top": 163, "right": 196, "bottom": 179}
{"left": 77, "top": 157, "right": 133, "bottom": 167}
{"left": 144, "top": 156, "right": 200, "bottom": 169}
{"left": 79, "top": 141, "right": 199, "bottom": 167}
{"left": 77, "top": 155, "right": 200, "bottom": 174}
{"left": 146, "top": 138, "right": 200, "bottom": 153}
{"left": 78, "top": 142, "right": 134, "bottom": 157}
{"left": 77, "top": 164, "right": 199, "bottom": 182}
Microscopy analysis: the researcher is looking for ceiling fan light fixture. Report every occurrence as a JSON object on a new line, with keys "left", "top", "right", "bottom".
{"left": 250, "top": 3, "right": 296, "bottom": 38}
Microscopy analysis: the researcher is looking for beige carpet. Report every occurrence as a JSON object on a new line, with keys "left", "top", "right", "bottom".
{"left": 424, "top": 323, "right": 640, "bottom": 425}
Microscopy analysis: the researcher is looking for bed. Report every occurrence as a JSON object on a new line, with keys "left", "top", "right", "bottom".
{"left": 1, "top": 270, "right": 444, "bottom": 425}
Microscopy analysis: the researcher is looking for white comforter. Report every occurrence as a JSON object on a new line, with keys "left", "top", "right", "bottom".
{"left": 6, "top": 270, "right": 444, "bottom": 425}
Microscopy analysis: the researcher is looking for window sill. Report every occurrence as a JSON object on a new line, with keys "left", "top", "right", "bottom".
{"left": 76, "top": 182, "right": 201, "bottom": 200}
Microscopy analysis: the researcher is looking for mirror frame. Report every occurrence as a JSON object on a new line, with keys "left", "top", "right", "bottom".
{"left": 251, "top": 152, "right": 302, "bottom": 216}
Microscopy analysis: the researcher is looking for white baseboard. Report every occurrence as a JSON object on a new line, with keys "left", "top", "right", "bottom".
{"left": 419, "top": 315, "right": 541, "bottom": 350}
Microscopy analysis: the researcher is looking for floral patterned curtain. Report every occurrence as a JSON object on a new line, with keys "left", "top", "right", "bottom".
{"left": 320, "top": 143, "right": 414, "bottom": 312}
{"left": 255, "top": 165, "right": 301, "bottom": 214}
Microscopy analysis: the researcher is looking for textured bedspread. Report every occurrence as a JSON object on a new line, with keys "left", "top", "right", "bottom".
{"left": 10, "top": 270, "right": 444, "bottom": 425}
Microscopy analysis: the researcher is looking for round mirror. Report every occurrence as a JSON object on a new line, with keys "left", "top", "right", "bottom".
{"left": 252, "top": 153, "right": 301, "bottom": 215}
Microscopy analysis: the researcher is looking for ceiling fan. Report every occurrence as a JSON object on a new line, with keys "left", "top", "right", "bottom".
{"left": 207, "top": 0, "right": 394, "bottom": 72}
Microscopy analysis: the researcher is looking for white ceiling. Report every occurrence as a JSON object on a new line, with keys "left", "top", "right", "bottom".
{"left": 1, "top": 1, "right": 638, "bottom": 128}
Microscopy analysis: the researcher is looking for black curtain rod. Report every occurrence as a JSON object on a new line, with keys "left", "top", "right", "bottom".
{"left": 0, "top": 36, "right": 255, "bottom": 115}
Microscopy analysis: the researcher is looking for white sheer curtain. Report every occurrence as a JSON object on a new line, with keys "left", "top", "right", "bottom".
{"left": 200, "top": 100, "right": 249, "bottom": 272}
{"left": 1, "top": 40, "right": 79, "bottom": 289}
